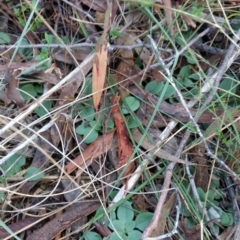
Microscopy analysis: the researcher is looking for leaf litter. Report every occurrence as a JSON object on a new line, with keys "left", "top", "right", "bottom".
{"left": 0, "top": 0, "right": 240, "bottom": 239}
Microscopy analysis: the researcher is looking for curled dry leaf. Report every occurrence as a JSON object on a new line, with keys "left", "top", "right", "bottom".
{"left": 65, "top": 130, "right": 115, "bottom": 174}
{"left": 110, "top": 96, "right": 135, "bottom": 180}
{"left": 92, "top": 3, "right": 111, "bottom": 111}
{"left": 92, "top": 41, "right": 108, "bottom": 110}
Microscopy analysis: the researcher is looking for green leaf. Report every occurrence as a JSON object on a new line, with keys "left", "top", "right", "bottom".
{"left": 109, "top": 232, "right": 127, "bottom": 240}
{"left": 122, "top": 96, "right": 140, "bottom": 114}
{"left": 94, "top": 207, "right": 116, "bottom": 225}
{"left": 0, "top": 193, "right": 5, "bottom": 202}
{"left": 176, "top": 31, "right": 194, "bottom": 46}
{"left": 18, "top": 38, "right": 32, "bottom": 59}
{"left": 178, "top": 65, "right": 190, "bottom": 79}
{"left": 109, "top": 220, "right": 125, "bottom": 233}
{"left": 183, "top": 78, "right": 194, "bottom": 88}
{"left": 24, "top": 167, "right": 44, "bottom": 181}
{"left": 89, "top": 121, "right": 102, "bottom": 131}
{"left": 180, "top": 205, "right": 191, "bottom": 217}
{"left": 221, "top": 212, "right": 234, "bottom": 226}
{"left": 211, "top": 179, "right": 220, "bottom": 188}
{"left": 76, "top": 122, "right": 87, "bottom": 135}
{"left": 145, "top": 81, "right": 163, "bottom": 94}
{"left": 83, "top": 129, "right": 98, "bottom": 144}
{"left": 212, "top": 223, "right": 220, "bottom": 235}
{"left": 34, "top": 100, "right": 52, "bottom": 117}
{"left": 135, "top": 212, "right": 153, "bottom": 231}
{"left": 1, "top": 154, "right": 26, "bottom": 177}
{"left": 187, "top": 217, "right": 196, "bottom": 229}
{"left": 82, "top": 78, "right": 93, "bottom": 96}
{"left": 44, "top": 33, "right": 53, "bottom": 44}
{"left": 35, "top": 84, "right": 43, "bottom": 93}
{"left": 127, "top": 115, "right": 141, "bottom": 129}
{"left": 161, "top": 85, "right": 175, "bottom": 100}
{"left": 197, "top": 187, "right": 206, "bottom": 202}
{"left": 185, "top": 52, "right": 197, "bottom": 64}
{"left": 83, "top": 231, "right": 102, "bottom": 240}
{"left": 76, "top": 123, "right": 90, "bottom": 135}
{"left": 207, "top": 190, "right": 215, "bottom": 202}
{"left": 213, "top": 189, "right": 223, "bottom": 200}
{"left": 189, "top": 73, "right": 201, "bottom": 81}
{"left": 127, "top": 230, "right": 142, "bottom": 240}
{"left": 107, "top": 118, "right": 114, "bottom": 129}
{"left": 20, "top": 84, "right": 37, "bottom": 100}
{"left": 76, "top": 123, "right": 99, "bottom": 144}
{"left": 117, "top": 201, "right": 134, "bottom": 223}
{"left": 0, "top": 32, "right": 11, "bottom": 44}
{"left": 71, "top": 103, "right": 83, "bottom": 117}
{"left": 81, "top": 107, "right": 95, "bottom": 121}
{"left": 125, "top": 221, "right": 135, "bottom": 232}
{"left": 219, "top": 78, "right": 236, "bottom": 94}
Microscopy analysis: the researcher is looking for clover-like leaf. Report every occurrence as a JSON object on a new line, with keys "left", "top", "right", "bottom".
{"left": 34, "top": 100, "right": 52, "bottom": 117}
{"left": 145, "top": 81, "right": 163, "bottom": 94}
{"left": 76, "top": 123, "right": 98, "bottom": 144}
{"left": 122, "top": 96, "right": 140, "bottom": 114}
{"left": 84, "top": 231, "right": 102, "bottom": 240}
{"left": 117, "top": 201, "right": 134, "bottom": 224}
{"left": 83, "top": 129, "right": 99, "bottom": 144}
{"left": 1, "top": 154, "right": 26, "bottom": 177}
{"left": 0, "top": 32, "right": 11, "bottom": 44}
{"left": 24, "top": 167, "right": 44, "bottom": 181}
{"left": 221, "top": 212, "right": 234, "bottom": 226}
{"left": 160, "top": 85, "right": 175, "bottom": 100}
{"left": 20, "top": 84, "right": 37, "bottom": 100}
{"left": 127, "top": 230, "right": 142, "bottom": 240}
{"left": 81, "top": 106, "right": 95, "bottom": 121}
{"left": 127, "top": 115, "right": 141, "bottom": 129}
{"left": 135, "top": 212, "right": 153, "bottom": 231}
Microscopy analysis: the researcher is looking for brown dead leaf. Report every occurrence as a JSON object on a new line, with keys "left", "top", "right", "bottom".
{"left": 53, "top": 48, "right": 92, "bottom": 65}
{"left": 26, "top": 201, "right": 100, "bottom": 240}
{"left": 180, "top": 218, "right": 201, "bottom": 240}
{"left": 33, "top": 72, "right": 59, "bottom": 85}
{"left": 65, "top": 130, "right": 115, "bottom": 174}
{"left": 190, "top": 144, "right": 210, "bottom": 192}
{"left": 114, "top": 32, "right": 136, "bottom": 92}
{"left": 4, "top": 69, "right": 24, "bottom": 108}
{"left": 151, "top": 193, "right": 176, "bottom": 237}
{"left": 111, "top": 96, "right": 135, "bottom": 180}
{"left": 132, "top": 194, "right": 147, "bottom": 211}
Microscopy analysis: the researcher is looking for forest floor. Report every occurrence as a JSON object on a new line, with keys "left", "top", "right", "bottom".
{"left": 0, "top": 0, "right": 240, "bottom": 240}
